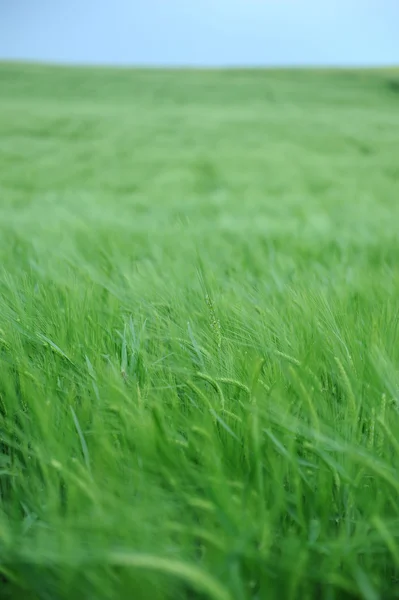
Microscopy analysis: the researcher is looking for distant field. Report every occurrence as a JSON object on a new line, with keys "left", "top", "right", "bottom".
{"left": 1, "top": 63, "right": 399, "bottom": 599}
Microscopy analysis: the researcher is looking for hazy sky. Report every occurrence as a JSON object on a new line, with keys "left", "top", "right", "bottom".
{"left": 1, "top": 0, "right": 399, "bottom": 67}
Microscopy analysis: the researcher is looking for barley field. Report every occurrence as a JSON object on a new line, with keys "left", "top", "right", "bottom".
{"left": 1, "top": 63, "right": 399, "bottom": 599}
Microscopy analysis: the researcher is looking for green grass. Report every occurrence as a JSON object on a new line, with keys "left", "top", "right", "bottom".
{"left": 1, "top": 62, "right": 399, "bottom": 599}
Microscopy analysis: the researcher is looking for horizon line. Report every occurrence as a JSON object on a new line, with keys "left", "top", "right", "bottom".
{"left": 1, "top": 59, "right": 399, "bottom": 72}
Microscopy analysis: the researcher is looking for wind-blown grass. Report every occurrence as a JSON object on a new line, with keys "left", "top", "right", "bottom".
{"left": 1, "top": 63, "right": 399, "bottom": 599}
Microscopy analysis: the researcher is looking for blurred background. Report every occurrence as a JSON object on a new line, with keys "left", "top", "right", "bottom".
{"left": 1, "top": 0, "right": 399, "bottom": 67}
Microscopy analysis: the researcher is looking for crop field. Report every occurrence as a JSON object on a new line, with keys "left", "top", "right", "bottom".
{"left": 1, "top": 63, "right": 399, "bottom": 599}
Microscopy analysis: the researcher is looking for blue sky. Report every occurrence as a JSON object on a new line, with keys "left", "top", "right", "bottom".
{"left": 1, "top": 1, "right": 399, "bottom": 66}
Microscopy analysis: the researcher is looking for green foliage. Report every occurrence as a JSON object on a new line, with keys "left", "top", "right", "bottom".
{"left": 1, "top": 63, "right": 399, "bottom": 599}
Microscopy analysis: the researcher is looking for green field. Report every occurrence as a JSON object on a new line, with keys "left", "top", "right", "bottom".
{"left": 1, "top": 63, "right": 399, "bottom": 599}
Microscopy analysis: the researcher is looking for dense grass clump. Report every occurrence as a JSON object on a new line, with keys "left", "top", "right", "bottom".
{"left": 1, "top": 63, "right": 399, "bottom": 599}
